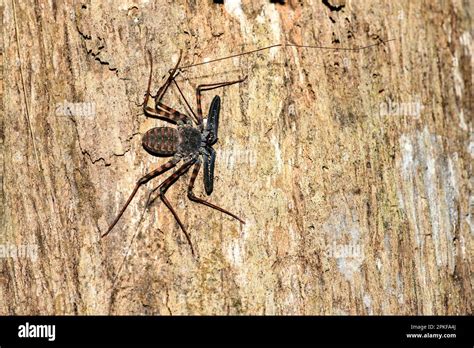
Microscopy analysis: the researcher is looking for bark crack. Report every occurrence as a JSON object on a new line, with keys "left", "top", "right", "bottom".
{"left": 322, "top": 0, "right": 345, "bottom": 12}
{"left": 75, "top": 21, "right": 120, "bottom": 76}
{"left": 165, "top": 288, "right": 173, "bottom": 315}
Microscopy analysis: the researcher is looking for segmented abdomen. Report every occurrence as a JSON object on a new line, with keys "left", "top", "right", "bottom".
{"left": 142, "top": 127, "right": 178, "bottom": 156}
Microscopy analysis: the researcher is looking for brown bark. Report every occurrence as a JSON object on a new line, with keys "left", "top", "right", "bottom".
{"left": 0, "top": 0, "right": 471, "bottom": 315}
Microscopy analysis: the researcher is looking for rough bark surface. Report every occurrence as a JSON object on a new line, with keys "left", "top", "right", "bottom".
{"left": 1, "top": 0, "right": 472, "bottom": 315}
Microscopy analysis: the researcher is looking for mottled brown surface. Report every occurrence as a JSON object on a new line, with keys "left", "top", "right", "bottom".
{"left": 0, "top": 0, "right": 472, "bottom": 315}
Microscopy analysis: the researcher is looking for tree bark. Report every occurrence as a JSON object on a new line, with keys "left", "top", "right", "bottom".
{"left": 1, "top": 0, "right": 471, "bottom": 315}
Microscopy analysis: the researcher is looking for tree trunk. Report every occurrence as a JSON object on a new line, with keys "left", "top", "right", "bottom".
{"left": 1, "top": 0, "right": 471, "bottom": 315}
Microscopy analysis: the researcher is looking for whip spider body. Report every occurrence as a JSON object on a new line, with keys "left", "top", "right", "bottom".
{"left": 102, "top": 51, "right": 246, "bottom": 256}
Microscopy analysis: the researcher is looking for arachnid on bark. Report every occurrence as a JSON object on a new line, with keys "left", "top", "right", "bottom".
{"left": 102, "top": 51, "right": 247, "bottom": 257}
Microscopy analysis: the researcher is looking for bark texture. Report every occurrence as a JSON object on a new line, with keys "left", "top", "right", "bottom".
{"left": 0, "top": 0, "right": 472, "bottom": 315}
